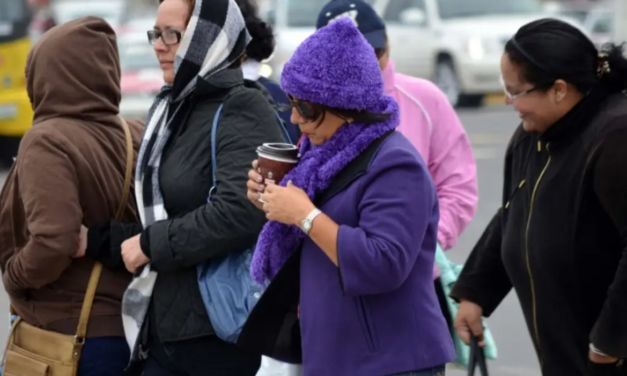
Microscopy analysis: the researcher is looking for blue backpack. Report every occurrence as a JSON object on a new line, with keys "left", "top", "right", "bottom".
{"left": 197, "top": 104, "right": 292, "bottom": 344}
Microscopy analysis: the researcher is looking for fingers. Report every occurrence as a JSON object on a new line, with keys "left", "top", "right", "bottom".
{"left": 468, "top": 316, "right": 485, "bottom": 344}
{"left": 252, "top": 160, "right": 258, "bottom": 169}
{"left": 247, "top": 178, "right": 264, "bottom": 192}
{"left": 247, "top": 189, "right": 259, "bottom": 203}
{"left": 265, "top": 184, "right": 279, "bottom": 193}
{"left": 248, "top": 168, "right": 263, "bottom": 183}
{"left": 122, "top": 257, "right": 134, "bottom": 273}
{"left": 454, "top": 319, "right": 472, "bottom": 346}
{"left": 454, "top": 311, "right": 484, "bottom": 346}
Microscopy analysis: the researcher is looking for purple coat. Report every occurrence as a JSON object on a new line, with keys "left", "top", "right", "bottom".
{"left": 299, "top": 131, "right": 455, "bottom": 375}
{"left": 237, "top": 131, "right": 455, "bottom": 375}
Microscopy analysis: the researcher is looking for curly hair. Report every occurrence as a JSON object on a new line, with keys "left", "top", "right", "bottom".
{"left": 234, "top": 0, "right": 276, "bottom": 61}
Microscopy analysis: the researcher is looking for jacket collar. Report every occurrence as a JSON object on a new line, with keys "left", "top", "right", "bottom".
{"left": 540, "top": 87, "right": 609, "bottom": 147}
{"left": 315, "top": 131, "right": 394, "bottom": 206}
{"left": 194, "top": 68, "right": 245, "bottom": 98}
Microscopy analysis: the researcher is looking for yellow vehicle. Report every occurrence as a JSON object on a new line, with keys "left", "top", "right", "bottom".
{"left": 0, "top": 0, "right": 32, "bottom": 165}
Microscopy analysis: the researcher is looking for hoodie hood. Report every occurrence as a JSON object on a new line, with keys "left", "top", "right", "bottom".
{"left": 26, "top": 16, "right": 120, "bottom": 123}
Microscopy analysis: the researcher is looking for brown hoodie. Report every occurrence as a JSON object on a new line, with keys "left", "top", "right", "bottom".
{"left": 0, "top": 17, "right": 144, "bottom": 337}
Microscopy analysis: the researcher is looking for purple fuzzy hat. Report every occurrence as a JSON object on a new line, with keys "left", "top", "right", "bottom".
{"left": 281, "top": 17, "right": 384, "bottom": 111}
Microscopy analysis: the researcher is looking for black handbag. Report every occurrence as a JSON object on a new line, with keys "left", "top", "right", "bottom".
{"left": 468, "top": 334, "right": 489, "bottom": 376}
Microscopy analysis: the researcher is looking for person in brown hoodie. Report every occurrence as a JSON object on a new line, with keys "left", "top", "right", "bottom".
{"left": 0, "top": 16, "right": 143, "bottom": 375}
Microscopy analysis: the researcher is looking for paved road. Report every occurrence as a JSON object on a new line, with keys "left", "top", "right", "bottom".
{"left": 0, "top": 106, "right": 541, "bottom": 375}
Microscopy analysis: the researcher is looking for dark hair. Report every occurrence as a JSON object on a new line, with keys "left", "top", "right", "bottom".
{"left": 234, "top": 0, "right": 275, "bottom": 62}
{"left": 374, "top": 31, "right": 388, "bottom": 59}
{"left": 504, "top": 18, "right": 627, "bottom": 94}
{"left": 280, "top": 99, "right": 392, "bottom": 126}
{"left": 318, "top": 106, "right": 392, "bottom": 126}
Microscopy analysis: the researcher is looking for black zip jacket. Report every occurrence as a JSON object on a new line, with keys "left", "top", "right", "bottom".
{"left": 451, "top": 91, "right": 627, "bottom": 376}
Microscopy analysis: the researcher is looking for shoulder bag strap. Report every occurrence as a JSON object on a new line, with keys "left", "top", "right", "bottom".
{"left": 468, "top": 334, "right": 489, "bottom": 376}
{"left": 273, "top": 112, "right": 293, "bottom": 144}
{"left": 208, "top": 104, "right": 224, "bottom": 198}
{"left": 73, "top": 116, "right": 134, "bottom": 356}
{"left": 207, "top": 98, "right": 291, "bottom": 201}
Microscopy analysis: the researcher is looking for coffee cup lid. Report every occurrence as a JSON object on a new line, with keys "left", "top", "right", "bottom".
{"left": 257, "top": 143, "right": 299, "bottom": 161}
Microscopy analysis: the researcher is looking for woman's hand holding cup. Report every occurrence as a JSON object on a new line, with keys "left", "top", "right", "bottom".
{"left": 247, "top": 160, "right": 265, "bottom": 210}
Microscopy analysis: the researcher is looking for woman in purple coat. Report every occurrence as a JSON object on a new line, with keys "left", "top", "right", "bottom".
{"left": 241, "top": 18, "right": 455, "bottom": 376}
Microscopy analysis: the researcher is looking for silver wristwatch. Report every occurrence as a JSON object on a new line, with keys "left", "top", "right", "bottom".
{"left": 300, "top": 208, "right": 322, "bottom": 235}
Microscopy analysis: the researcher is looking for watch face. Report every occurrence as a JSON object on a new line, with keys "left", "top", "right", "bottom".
{"left": 303, "top": 221, "right": 312, "bottom": 230}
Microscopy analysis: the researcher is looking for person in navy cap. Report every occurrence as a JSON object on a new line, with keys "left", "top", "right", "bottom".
{"left": 317, "top": 0, "right": 478, "bottom": 339}
{"left": 316, "top": 0, "right": 388, "bottom": 55}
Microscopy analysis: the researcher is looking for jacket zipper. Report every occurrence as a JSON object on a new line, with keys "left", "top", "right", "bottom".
{"left": 525, "top": 141, "right": 550, "bottom": 354}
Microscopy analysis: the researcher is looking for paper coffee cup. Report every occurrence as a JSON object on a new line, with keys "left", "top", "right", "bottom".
{"left": 256, "top": 143, "right": 299, "bottom": 185}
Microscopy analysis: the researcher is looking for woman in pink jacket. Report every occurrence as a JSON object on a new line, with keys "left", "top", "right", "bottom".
{"left": 316, "top": 0, "right": 478, "bottom": 327}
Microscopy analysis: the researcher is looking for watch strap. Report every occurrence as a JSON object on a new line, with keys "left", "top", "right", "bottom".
{"left": 302, "top": 208, "right": 322, "bottom": 235}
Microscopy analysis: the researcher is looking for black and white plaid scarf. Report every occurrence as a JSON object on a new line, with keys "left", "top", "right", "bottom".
{"left": 121, "top": 0, "right": 250, "bottom": 355}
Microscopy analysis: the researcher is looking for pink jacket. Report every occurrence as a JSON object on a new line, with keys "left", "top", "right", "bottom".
{"left": 383, "top": 61, "right": 478, "bottom": 276}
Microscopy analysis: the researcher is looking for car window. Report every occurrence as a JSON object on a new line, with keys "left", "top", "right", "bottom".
{"left": 592, "top": 14, "right": 612, "bottom": 34}
{"left": 119, "top": 43, "right": 159, "bottom": 71}
{"left": 438, "top": 0, "right": 541, "bottom": 19}
{"left": 561, "top": 10, "right": 589, "bottom": 24}
{"left": 383, "top": 0, "right": 426, "bottom": 23}
{"left": 53, "top": 1, "right": 122, "bottom": 26}
{"left": 285, "top": 0, "right": 330, "bottom": 27}
{"left": 0, "top": 0, "right": 27, "bottom": 22}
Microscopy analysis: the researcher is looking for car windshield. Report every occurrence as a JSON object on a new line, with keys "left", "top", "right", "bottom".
{"left": 54, "top": 2, "right": 121, "bottom": 26}
{"left": 285, "top": 0, "right": 329, "bottom": 27}
{"left": 119, "top": 43, "right": 159, "bottom": 71}
{"left": 560, "top": 10, "right": 589, "bottom": 24}
{"left": 592, "top": 13, "right": 614, "bottom": 33}
{"left": 0, "top": 0, "right": 27, "bottom": 22}
{"left": 438, "top": 0, "right": 542, "bottom": 19}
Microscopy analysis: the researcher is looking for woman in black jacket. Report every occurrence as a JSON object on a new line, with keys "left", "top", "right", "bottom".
{"left": 452, "top": 19, "right": 627, "bottom": 376}
{"left": 79, "top": 0, "right": 285, "bottom": 374}
{"left": 235, "top": 0, "right": 301, "bottom": 144}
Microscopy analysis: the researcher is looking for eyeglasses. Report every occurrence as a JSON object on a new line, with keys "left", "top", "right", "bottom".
{"left": 287, "top": 94, "right": 317, "bottom": 120}
{"left": 147, "top": 29, "right": 183, "bottom": 46}
{"left": 500, "top": 76, "right": 543, "bottom": 101}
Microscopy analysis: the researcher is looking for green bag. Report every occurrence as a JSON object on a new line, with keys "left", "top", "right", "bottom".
{"left": 435, "top": 245, "right": 498, "bottom": 368}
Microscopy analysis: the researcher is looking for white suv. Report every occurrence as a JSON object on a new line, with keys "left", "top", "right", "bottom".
{"left": 268, "top": 0, "right": 582, "bottom": 107}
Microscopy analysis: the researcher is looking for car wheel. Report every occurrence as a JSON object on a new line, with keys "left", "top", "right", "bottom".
{"left": 0, "top": 136, "right": 20, "bottom": 168}
{"left": 458, "top": 94, "right": 484, "bottom": 108}
{"left": 435, "top": 59, "right": 484, "bottom": 108}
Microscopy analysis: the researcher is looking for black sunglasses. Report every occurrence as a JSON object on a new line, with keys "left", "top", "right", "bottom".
{"left": 147, "top": 29, "right": 183, "bottom": 46}
{"left": 286, "top": 94, "right": 317, "bottom": 120}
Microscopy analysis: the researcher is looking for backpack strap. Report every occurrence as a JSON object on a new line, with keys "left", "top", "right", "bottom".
{"left": 208, "top": 102, "right": 294, "bottom": 199}
{"left": 274, "top": 112, "right": 293, "bottom": 144}
{"left": 209, "top": 104, "right": 225, "bottom": 196}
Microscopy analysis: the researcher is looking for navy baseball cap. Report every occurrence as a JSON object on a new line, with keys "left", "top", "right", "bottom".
{"left": 316, "top": 0, "right": 387, "bottom": 49}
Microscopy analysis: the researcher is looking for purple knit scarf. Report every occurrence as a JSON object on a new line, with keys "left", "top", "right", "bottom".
{"left": 251, "top": 96, "right": 400, "bottom": 284}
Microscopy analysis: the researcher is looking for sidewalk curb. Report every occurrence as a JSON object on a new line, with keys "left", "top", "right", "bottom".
{"left": 485, "top": 93, "right": 505, "bottom": 105}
